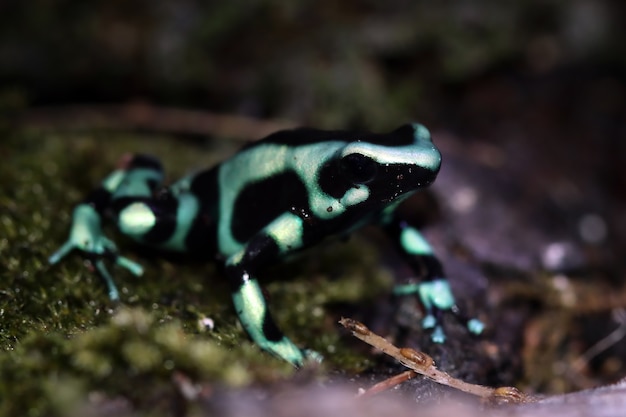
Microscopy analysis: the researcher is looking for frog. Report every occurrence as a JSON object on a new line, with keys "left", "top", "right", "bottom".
{"left": 49, "top": 123, "right": 484, "bottom": 366}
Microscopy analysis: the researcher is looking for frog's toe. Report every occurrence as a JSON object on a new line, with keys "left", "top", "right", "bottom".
{"left": 422, "top": 314, "right": 436, "bottom": 329}
{"left": 430, "top": 325, "right": 446, "bottom": 344}
{"left": 48, "top": 241, "right": 76, "bottom": 264}
{"left": 116, "top": 255, "right": 144, "bottom": 276}
{"left": 93, "top": 259, "right": 121, "bottom": 301}
{"left": 467, "top": 318, "right": 485, "bottom": 335}
{"left": 423, "top": 315, "right": 447, "bottom": 343}
{"left": 302, "top": 348, "right": 324, "bottom": 364}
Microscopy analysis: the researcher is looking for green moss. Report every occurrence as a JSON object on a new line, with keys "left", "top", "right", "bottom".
{"left": 0, "top": 306, "right": 284, "bottom": 416}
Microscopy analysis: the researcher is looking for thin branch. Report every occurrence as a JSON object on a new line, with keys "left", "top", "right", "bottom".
{"left": 572, "top": 309, "right": 626, "bottom": 373}
{"left": 340, "top": 317, "right": 531, "bottom": 404}
{"left": 18, "top": 102, "right": 297, "bottom": 141}
{"left": 357, "top": 370, "right": 417, "bottom": 398}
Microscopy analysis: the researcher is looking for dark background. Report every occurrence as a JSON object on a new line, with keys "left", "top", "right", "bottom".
{"left": 2, "top": 1, "right": 624, "bottom": 131}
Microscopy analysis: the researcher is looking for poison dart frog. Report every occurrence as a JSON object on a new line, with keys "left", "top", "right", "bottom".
{"left": 49, "top": 123, "right": 484, "bottom": 366}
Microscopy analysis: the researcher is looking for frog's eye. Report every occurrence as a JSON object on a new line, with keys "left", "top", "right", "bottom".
{"left": 341, "top": 153, "right": 378, "bottom": 184}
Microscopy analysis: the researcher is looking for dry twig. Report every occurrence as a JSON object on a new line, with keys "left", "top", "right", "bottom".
{"left": 340, "top": 317, "right": 531, "bottom": 404}
{"left": 19, "top": 102, "right": 296, "bottom": 141}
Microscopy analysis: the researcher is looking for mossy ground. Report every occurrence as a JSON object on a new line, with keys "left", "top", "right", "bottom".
{"left": 0, "top": 129, "right": 390, "bottom": 416}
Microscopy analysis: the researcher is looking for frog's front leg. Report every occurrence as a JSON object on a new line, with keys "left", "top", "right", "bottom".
{"left": 223, "top": 213, "right": 315, "bottom": 367}
{"left": 383, "top": 214, "right": 484, "bottom": 343}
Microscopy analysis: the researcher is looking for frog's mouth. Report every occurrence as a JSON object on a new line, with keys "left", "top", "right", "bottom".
{"left": 369, "top": 162, "right": 440, "bottom": 203}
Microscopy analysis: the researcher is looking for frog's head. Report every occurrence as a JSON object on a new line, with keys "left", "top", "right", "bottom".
{"left": 325, "top": 123, "right": 441, "bottom": 206}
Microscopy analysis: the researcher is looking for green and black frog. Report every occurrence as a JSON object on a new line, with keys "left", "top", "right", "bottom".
{"left": 50, "top": 123, "right": 484, "bottom": 366}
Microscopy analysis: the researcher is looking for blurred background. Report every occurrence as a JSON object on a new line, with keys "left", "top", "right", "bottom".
{"left": 1, "top": 0, "right": 623, "bottom": 130}
{"left": 1, "top": 0, "right": 626, "bottom": 412}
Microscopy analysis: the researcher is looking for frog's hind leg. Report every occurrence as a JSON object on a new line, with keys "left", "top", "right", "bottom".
{"left": 106, "top": 154, "right": 166, "bottom": 240}
{"left": 109, "top": 154, "right": 165, "bottom": 201}
{"left": 49, "top": 154, "right": 165, "bottom": 300}
{"left": 108, "top": 154, "right": 202, "bottom": 253}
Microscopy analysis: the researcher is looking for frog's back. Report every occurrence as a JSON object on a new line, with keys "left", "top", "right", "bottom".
{"left": 215, "top": 133, "right": 348, "bottom": 254}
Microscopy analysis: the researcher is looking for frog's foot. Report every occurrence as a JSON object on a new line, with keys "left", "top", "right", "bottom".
{"left": 50, "top": 235, "right": 143, "bottom": 273}
{"left": 394, "top": 278, "right": 484, "bottom": 343}
{"left": 302, "top": 348, "right": 324, "bottom": 365}
{"left": 50, "top": 235, "right": 143, "bottom": 301}
{"left": 252, "top": 336, "right": 309, "bottom": 367}
{"left": 49, "top": 206, "right": 143, "bottom": 301}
